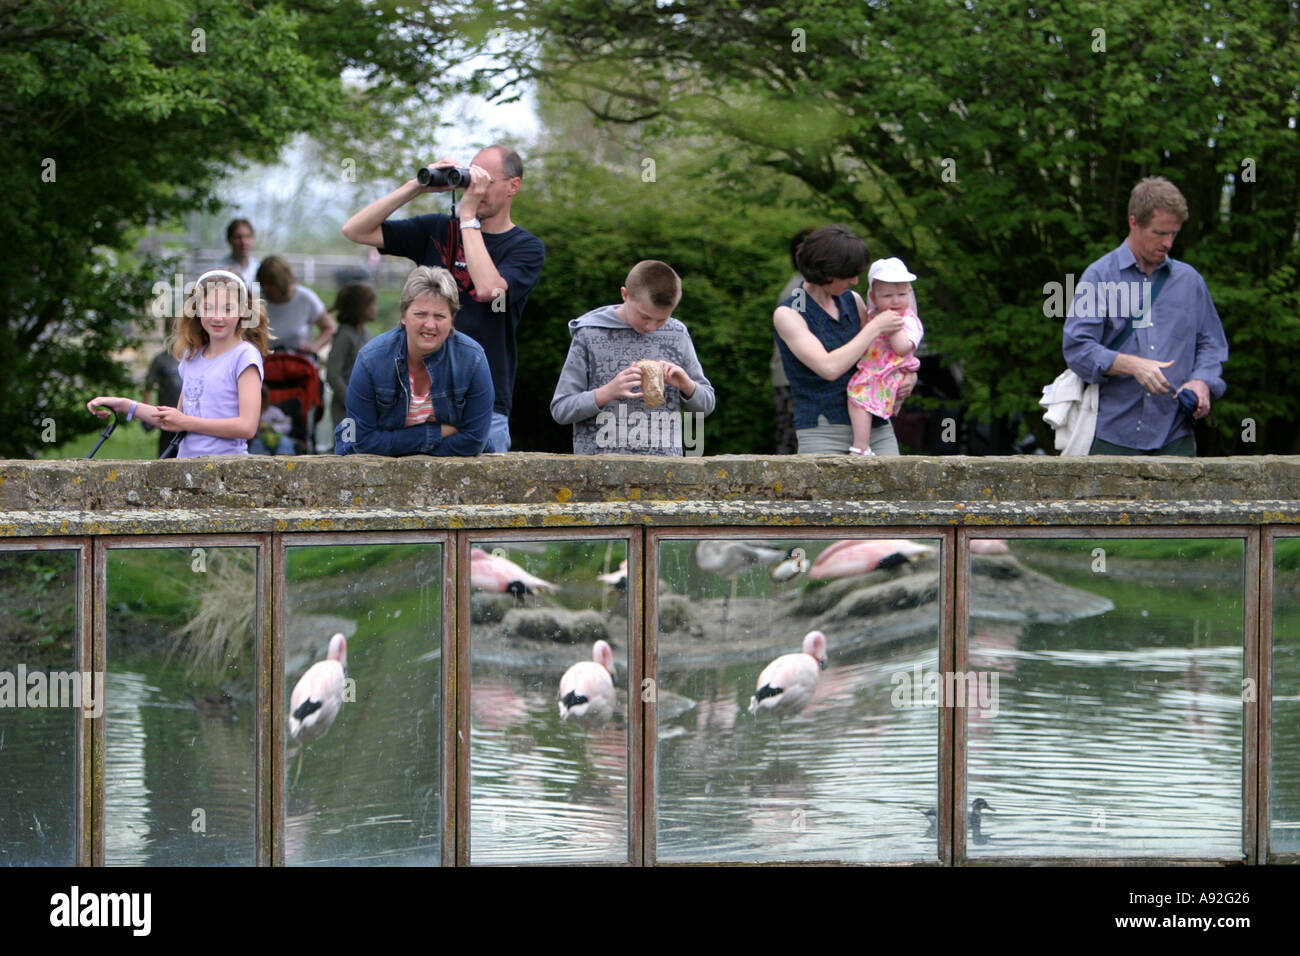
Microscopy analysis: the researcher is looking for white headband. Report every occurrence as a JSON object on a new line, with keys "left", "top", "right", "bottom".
{"left": 193, "top": 269, "right": 251, "bottom": 297}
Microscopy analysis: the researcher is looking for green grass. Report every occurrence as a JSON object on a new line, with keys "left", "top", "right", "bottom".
{"left": 40, "top": 421, "right": 163, "bottom": 461}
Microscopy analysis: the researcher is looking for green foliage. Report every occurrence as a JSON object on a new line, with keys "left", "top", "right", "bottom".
{"left": 512, "top": 151, "right": 810, "bottom": 453}
{"left": 441, "top": 0, "right": 1300, "bottom": 455}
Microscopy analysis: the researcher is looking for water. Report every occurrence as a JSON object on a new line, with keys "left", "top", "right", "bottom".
{"left": 4, "top": 536, "right": 1296, "bottom": 865}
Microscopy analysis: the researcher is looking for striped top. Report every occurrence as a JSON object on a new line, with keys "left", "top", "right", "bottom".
{"left": 406, "top": 375, "right": 433, "bottom": 425}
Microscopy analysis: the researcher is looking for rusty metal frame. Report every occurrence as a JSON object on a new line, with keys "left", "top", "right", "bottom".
{"left": 1262, "top": 527, "right": 1300, "bottom": 864}
{"left": 457, "top": 527, "right": 642, "bottom": 867}
{"left": 959, "top": 526, "right": 1256, "bottom": 867}
{"left": 645, "top": 526, "right": 951, "bottom": 866}
{"left": 274, "top": 531, "right": 453, "bottom": 867}
{"left": 93, "top": 533, "right": 269, "bottom": 866}
{"left": 0, "top": 538, "right": 89, "bottom": 866}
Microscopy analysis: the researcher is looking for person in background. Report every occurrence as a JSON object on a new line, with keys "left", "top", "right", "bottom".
{"left": 772, "top": 225, "right": 917, "bottom": 454}
{"left": 1063, "top": 176, "right": 1228, "bottom": 456}
{"left": 256, "top": 255, "right": 338, "bottom": 357}
{"left": 342, "top": 144, "right": 545, "bottom": 453}
{"left": 219, "top": 218, "right": 259, "bottom": 287}
{"left": 142, "top": 340, "right": 182, "bottom": 457}
{"left": 772, "top": 227, "right": 814, "bottom": 454}
{"left": 335, "top": 266, "right": 494, "bottom": 457}
{"left": 327, "top": 282, "right": 376, "bottom": 433}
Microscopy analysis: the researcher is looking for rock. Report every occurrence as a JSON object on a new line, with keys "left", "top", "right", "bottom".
{"left": 657, "top": 594, "right": 694, "bottom": 633}
{"left": 502, "top": 607, "right": 609, "bottom": 644}
{"left": 471, "top": 592, "right": 513, "bottom": 624}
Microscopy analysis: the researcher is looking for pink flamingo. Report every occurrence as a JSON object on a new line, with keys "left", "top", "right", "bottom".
{"left": 807, "top": 539, "right": 936, "bottom": 580}
{"left": 969, "top": 539, "right": 1010, "bottom": 555}
{"left": 470, "top": 547, "right": 558, "bottom": 601}
{"left": 749, "top": 630, "right": 827, "bottom": 718}
{"left": 558, "top": 639, "right": 617, "bottom": 725}
{"left": 597, "top": 559, "right": 627, "bottom": 591}
{"left": 289, "top": 632, "right": 347, "bottom": 784}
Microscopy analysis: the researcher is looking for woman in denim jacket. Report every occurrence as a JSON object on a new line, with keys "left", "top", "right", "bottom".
{"left": 334, "top": 266, "right": 495, "bottom": 456}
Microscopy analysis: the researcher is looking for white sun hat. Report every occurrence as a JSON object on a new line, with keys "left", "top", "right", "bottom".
{"left": 868, "top": 257, "right": 917, "bottom": 284}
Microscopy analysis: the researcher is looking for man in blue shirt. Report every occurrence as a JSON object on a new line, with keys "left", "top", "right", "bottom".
{"left": 1063, "top": 176, "right": 1228, "bottom": 456}
{"left": 342, "top": 145, "right": 545, "bottom": 452}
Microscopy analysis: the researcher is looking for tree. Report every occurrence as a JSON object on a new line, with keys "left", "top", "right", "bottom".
{"left": 1, "top": 0, "right": 449, "bottom": 458}
{"left": 435, "top": 0, "right": 1300, "bottom": 454}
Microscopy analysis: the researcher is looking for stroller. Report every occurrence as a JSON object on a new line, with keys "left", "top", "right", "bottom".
{"left": 261, "top": 348, "right": 325, "bottom": 455}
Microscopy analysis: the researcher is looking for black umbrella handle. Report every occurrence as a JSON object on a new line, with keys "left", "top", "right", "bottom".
{"left": 86, "top": 410, "right": 119, "bottom": 459}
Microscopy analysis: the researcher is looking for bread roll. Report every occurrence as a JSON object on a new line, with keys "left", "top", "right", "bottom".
{"left": 636, "top": 359, "right": 666, "bottom": 408}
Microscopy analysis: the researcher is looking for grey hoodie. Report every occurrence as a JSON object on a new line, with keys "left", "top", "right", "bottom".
{"left": 550, "top": 304, "right": 716, "bottom": 455}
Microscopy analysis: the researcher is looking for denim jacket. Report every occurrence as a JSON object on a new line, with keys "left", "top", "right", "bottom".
{"left": 334, "top": 326, "right": 495, "bottom": 456}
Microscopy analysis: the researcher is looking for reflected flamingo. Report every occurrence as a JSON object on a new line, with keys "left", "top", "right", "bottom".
{"left": 289, "top": 632, "right": 347, "bottom": 786}
{"left": 969, "top": 539, "right": 1010, "bottom": 555}
{"left": 558, "top": 640, "right": 617, "bottom": 726}
{"left": 470, "top": 547, "right": 557, "bottom": 601}
{"left": 749, "top": 630, "right": 827, "bottom": 718}
{"left": 597, "top": 559, "right": 628, "bottom": 591}
{"left": 290, "top": 633, "right": 347, "bottom": 742}
{"left": 808, "top": 539, "right": 936, "bottom": 580}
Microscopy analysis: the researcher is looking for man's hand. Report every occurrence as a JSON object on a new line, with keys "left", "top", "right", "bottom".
{"left": 662, "top": 361, "right": 697, "bottom": 399}
{"left": 1111, "top": 353, "right": 1175, "bottom": 394}
{"left": 1176, "top": 379, "right": 1212, "bottom": 419}
{"left": 595, "top": 365, "right": 643, "bottom": 408}
{"left": 456, "top": 163, "right": 493, "bottom": 219}
{"left": 418, "top": 158, "right": 467, "bottom": 194}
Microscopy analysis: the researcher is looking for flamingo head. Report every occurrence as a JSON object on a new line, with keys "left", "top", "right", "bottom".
{"left": 328, "top": 632, "right": 348, "bottom": 670}
{"left": 593, "top": 639, "right": 616, "bottom": 676}
{"left": 802, "top": 630, "right": 827, "bottom": 669}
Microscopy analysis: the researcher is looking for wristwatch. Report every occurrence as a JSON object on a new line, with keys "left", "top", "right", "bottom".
{"left": 459, "top": 218, "right": 481, "bottom": 230}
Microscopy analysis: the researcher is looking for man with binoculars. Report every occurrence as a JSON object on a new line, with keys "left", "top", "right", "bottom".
{"left": 343, "top": 145, "right": 546, "bottom": 453}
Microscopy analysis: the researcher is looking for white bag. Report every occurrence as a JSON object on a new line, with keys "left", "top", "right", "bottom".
{"left": 1040, "top": 369, "right": 1098, "bottom": 456}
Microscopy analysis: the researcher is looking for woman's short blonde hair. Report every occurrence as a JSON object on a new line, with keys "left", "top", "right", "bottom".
{"left": 400, "top": 266, "right": 460, "bottom": 317}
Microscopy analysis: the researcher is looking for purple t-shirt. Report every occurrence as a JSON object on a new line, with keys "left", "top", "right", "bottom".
{"left": 176, "top": 341, "right": 264, "bottom": 457}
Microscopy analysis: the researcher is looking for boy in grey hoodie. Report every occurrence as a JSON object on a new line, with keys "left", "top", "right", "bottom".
{"left": 551, "top": 260, "right": 715, "bottom": 455}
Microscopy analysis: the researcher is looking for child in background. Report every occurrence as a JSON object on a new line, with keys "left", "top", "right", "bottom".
{"left": 551, "top": 260, "right": 715, "bottom": 456}
{"left": 87, "top": 270, "right": 270, "bottom": 456}
{"left": 327, "top": 282, "right": 376, "bottom": 433}
{"left": 846, "top": 257, "right": 924, "bottom": 455}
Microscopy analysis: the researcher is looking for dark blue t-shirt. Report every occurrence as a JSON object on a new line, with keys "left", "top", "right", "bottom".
{"left": 776, "top": 288, "right": 884, "bottom": 430}
{"left": 380, "top": 213, "right": 545, "bottom": 416}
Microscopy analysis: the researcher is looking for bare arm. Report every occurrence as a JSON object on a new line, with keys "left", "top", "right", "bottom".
{"left": 456, "top": 164, "right": 508, "bottom": 302}
{"left": 773, "top": 302, "right": 904, "bottom": 381}
{"left": 307, "top": 309, "right": 338, "bottom": 354}
{"left": 342, "top": 179, "right": 425, "bottom": 247}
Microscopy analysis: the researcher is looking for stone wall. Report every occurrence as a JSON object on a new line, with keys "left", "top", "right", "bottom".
{"left": 2, "top": 454, "right": 1298, "bottom": 535}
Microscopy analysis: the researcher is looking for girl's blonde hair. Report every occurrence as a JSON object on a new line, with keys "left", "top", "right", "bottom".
{"left": 172, "top": 271, "right": 270, "bottom": 360}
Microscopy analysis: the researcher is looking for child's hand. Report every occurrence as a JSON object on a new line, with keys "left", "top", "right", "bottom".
{"left": 86, "top": 397, "right": 123, "bottom": 418}
{"left": 867, "top": 310, "right": 906, "bottom": 338}
{"left": 155, "top": 406, "right": 186, "bottom": 431}
{"left": 661, "top": 362, "right": 697, "bottom": 399}
{"left": 595, "top": 365, "right": 643, "bottom": 407}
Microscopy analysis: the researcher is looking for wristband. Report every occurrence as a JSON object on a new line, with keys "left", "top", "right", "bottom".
{"left": 126, "top": 401, "right": 138, "bottom": 422}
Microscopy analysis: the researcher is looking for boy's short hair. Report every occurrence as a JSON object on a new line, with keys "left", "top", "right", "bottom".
{"left": 625, "top": 260, "right": 682, "bottom": 310}
{"left": 795, "top": 225, "right": 869, "bottom": 285}
{"left": 1128, "top": 176, "right": 1188, "bottom": 226}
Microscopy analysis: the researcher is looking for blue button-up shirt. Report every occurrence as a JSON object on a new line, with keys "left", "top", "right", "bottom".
{"left": 1062, "top": 241, "right": 1228, "bottom": 451}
